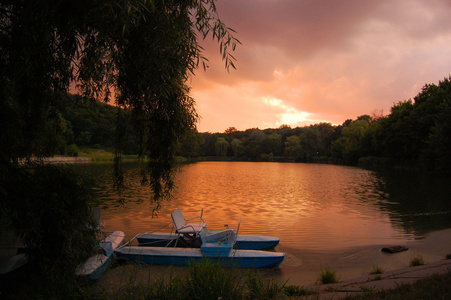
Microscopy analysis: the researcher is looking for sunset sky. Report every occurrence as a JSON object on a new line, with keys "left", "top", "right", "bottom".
{"left": 190, "top": 0, "right": 451, "bottom": 133}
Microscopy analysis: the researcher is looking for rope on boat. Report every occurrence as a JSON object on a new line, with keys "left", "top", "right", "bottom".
{"left": 120, "top": 235, "right": 137, "bottom": 248}
{"left": 118, "top": 221, "right": 180, "bottom": 249}
{"left": 149, "top": 222, "right": 174, "bottom": 233}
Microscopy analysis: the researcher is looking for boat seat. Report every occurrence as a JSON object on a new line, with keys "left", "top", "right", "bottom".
{"left": 171, "top": 208, "right": 206, "bottom": 234}
{"left": 202, "top": 229, "right": 235, "bottom": 243}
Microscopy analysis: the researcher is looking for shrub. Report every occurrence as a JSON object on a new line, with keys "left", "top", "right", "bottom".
{"left": 410, "top": 255, "right": 425, "bottom": 267}
{"left": 67, "top": 143, "right": 79, "bottom": 157}
{"left": 246, "top": 271, "right": 286, "bottom": 299}
{"left": 0, "top": 163, "right": 97, "bottom": 297}
{"left": 145, "top": 275, "right": 185, "bottom": 300}
{"left": 370, "top": 264, "right": 384, "bottom": 275}
{"left": 318, "top": 267, "right": 339, "bottom": 284}
{"left": 283, "top": 285, "right": 315, "bottom": 297}
{"left": 185, "top": 259, "right": 244, "bottom": 300}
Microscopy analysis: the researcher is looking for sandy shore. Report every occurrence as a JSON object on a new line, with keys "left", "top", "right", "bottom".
{"left": 94, "top": 228, "right": 451, "bottom": 295}
{"left": 273, "top": 227, "right": 451, "bottom": 286}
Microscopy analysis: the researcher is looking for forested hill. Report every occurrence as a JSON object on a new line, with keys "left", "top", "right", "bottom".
{"left": 56, "top": 77, "right": 451, "bottom": 174}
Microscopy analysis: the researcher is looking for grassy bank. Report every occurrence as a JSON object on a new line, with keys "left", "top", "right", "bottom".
{"left": 87, "top": 259, "right": 315, "bottom": 299}
{"left": 77, "top": 148, "right": 194, "bottom": 164}
{"left": 78, "top": 148, "right": 138, "bottom": 163}
{"left": 2, "top": 259, "right": 451, "bottom": 299}
{"left": 88, "top": 261, "right": 451, "bottom": 300}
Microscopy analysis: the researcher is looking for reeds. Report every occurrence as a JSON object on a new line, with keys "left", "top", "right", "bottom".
{"left": 246, "top": 271, "right": 287, "bottom": 299}
{"left": 318, "top": 267, "right": 339, "bottom": 284}
{"left": 370, "top": 264, "right": 384, "bottom": 275}
{"left": 410, "top": 254, "right": 425, "bottom": 267}
{"left": 104, "top": 259, "right": 314, "bottom": 300}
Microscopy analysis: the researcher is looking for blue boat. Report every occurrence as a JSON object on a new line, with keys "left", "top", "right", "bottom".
{"left": 136, "top": 209, "right": 280, "bottom": 250}
{"left": 115, "top": 209, "right": 284, "bottom": 268}
{"left": 136, "top": 232, "right": 280, "bottom": 250}
{"left": 114, "top": 246, "right": 285, "bottom": 268}
{"left": 76, "top": 231, "right": 125, "bottom": 280}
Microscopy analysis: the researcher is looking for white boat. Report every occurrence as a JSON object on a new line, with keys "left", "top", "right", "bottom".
{"left": 0, "top": 253, "right": 29, "bottom": 277}
{"left": 136, "top": 209, "right": 280, "bottom": 250}
{"left": 76, "top": 231, "right": 125, "bottom": 280}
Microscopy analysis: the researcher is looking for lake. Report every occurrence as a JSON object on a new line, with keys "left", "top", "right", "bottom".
{"left": 75, "top": 161, "right": 451, "bottom": 252}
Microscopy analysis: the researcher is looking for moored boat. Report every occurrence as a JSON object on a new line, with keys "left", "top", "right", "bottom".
{"left": 136, "top": 208, "right": 280, "bottom": 250}
{"left": 116, "top": 209, "right": 284, "bottom": 268}
{"left": 114, "top": 246, "right": 285, "bottom": 268}
{"left": 136, "top": 232, "right": 280, "bottom": 250}
{"left": 0, "top": 253, "right": 29, "bottom": 278}
{"left": 76, "top": 231, "right": 125, "bottom": 280}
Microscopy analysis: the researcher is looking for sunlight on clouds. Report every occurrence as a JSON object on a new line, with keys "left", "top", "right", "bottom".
{"left": 263, "top": 97, "right": 319, "bottom": 127}
{"left": 280, "top": 111, "right": 312, "bottom": 125}
{"left": 273, "top": 69, "right": 283, "bottom": 78}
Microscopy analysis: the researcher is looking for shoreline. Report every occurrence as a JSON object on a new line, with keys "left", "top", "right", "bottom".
{"left": 94, "top": 228, "right": 451, "bottom": 294}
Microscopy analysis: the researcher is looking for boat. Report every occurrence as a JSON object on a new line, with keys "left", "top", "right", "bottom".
{"left": 115, "top": 209, "right": 284, "bottom": 268}
{"left": 0, "top": 253, "right": 29, "bottom": 278}
{"left": 76, "top": 230, "right": 125, "bottom": 280}
{"left": 136, "top": 232, "right": 280, "bottom": 250}
{"left": 114, "top": 246, "right": 285, "bottom": 268}
{"left": 136, "top": 209, "right": 280, "bottom": 250}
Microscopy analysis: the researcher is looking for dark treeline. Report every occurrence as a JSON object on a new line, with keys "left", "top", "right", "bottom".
{"left": 58, "top": 76, "right": 451, "bottom": 175}
{"left": 48, "top": 94, "right": 138, "bottom": 156}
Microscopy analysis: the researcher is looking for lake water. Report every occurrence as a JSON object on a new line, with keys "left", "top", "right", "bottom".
{"left": 75, "top": 162, "right": 451, "bottom": 252}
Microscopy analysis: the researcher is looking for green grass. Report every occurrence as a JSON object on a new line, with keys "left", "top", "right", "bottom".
{"left": 246, "top": 271, "right": 287, "bottom": 299}
{"left": 87, "top": 260, "right": 311, "bottom": 300}
{"left": 9, "top": 259, "right": 449, "bottom": 299}
{"left": 142, "top": 274, "right": 186, "bottom": 300}
{"left": 185, "top": 259, "right": 244, "bottom": 300}
{"left": 370, "top": 264, "right": 384, "bottom": 275}
{"left": 283, "top": 285, "right": 316, "bottom": 297}
{"left": 410, "top": 254, "right": 425, "bottom": 267}
{"left": 78, "top": 148, "right": 138, "bottom": 162}
{"left": 318, "top": 267, "right": 339, "bottom": 284}
{"left": 373, "top": 275, "right": 382, "bottom": 281}
{"left": 344, "top": 271, "right": 451, "bottom": 299}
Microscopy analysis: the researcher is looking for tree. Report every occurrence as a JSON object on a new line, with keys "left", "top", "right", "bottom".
{"left": 225, "top": 127, "right": 238, "bottom": 135}
{"left": 378, "top": 100, "right": 416, "bottom": 164}
{"left": 1, "top": 0, "right": 239, "bottom": 201}
{"left": 231, "top": 138, "right": 244, "bottom": 157}
{"left": 261, "top": 133, "right": 282, "bottom": 156}
{"left": 284, "top": 135, "right": 302, "bottom": 161}
{"left": 0, "top": 0, "right": 239, "bottom": 292}
{"left": 246, "top": 129, "right": 265, "bottom": 159}
{"left": 299, "top": 127, "right": 320, "bottom": 161}
{"left": 177, "top": 128, "right": 201, "bottom": 159}
{"left": 215, "top": 137, "right": 229, "bottom": 157}
{"left": 341, "top": 119, "right": 370, "bottom": 163}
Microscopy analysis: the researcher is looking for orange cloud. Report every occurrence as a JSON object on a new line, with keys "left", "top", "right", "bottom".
{"left": 191, "top": 0, "right": 451, "bottom": 132}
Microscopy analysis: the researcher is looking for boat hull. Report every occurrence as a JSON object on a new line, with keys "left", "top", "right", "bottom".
{"left": 136, "top": 232, "right": 280, "bottom": 250}
{"left": 115, "top": 246, "right": 284, "bottom": 268}
{"left": 76, "top": 231, "right": 125, "bottom": 280}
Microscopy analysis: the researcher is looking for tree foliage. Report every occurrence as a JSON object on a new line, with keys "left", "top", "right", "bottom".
{"left": 192, "top": 77, "right": 451, "bottom": 173}
{"left": 0, "top": 0, "right": 239, "bottom": 290}
{"left": 47, "top": 77, "right": 451, "bottom": 175}
{"left": 1, "top": 0, "right": 239, "bottom": 198}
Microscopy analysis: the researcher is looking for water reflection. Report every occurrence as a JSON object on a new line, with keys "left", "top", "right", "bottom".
{"left": 74, "top": 162, "right": 451, "bottom": 251}
{"left": 371, "top": 169, "right": 451, "bottom": 236}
